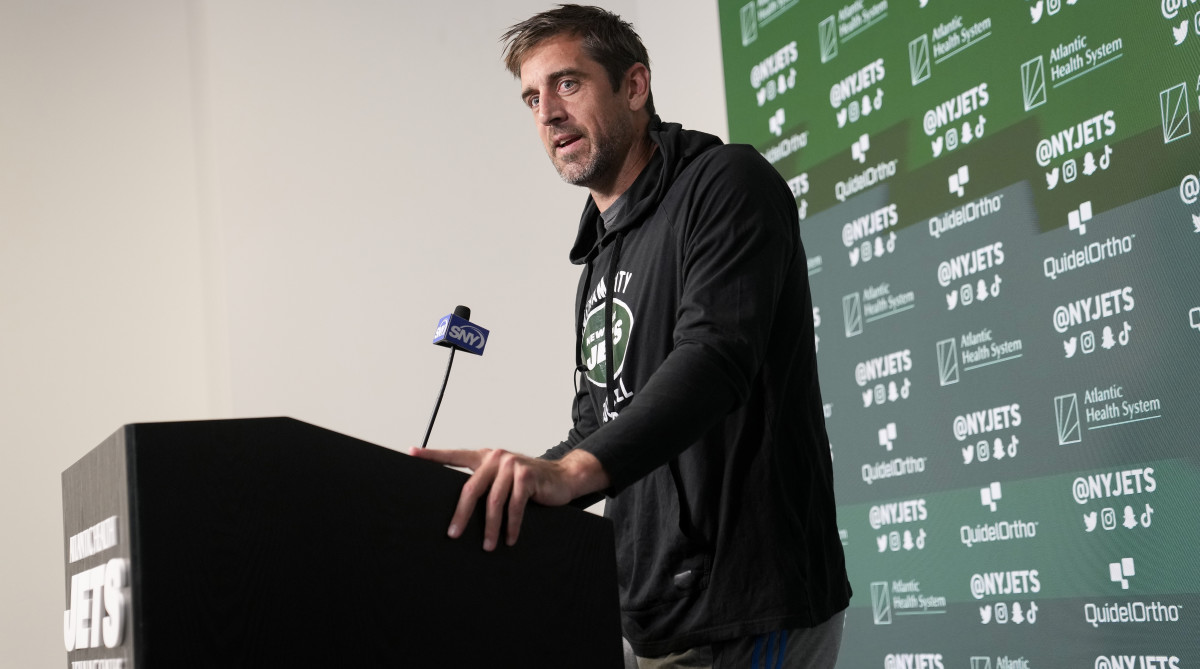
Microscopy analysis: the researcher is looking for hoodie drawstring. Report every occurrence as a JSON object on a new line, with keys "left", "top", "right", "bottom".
{"left": 602, "top": 233, "right": 626, "bottom": 415}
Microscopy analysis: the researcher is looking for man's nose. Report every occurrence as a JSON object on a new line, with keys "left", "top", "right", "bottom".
{"left": 537, "top": 95, "right": 565, "bottom": 125}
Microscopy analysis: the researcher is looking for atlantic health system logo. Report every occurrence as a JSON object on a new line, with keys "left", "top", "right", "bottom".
{"left": 870, "top": 579, "right": 946, "bottom": 625}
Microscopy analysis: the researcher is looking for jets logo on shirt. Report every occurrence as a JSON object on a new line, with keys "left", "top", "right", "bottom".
{"left": 581, "top": 299, "right": 634, "bottom": 387}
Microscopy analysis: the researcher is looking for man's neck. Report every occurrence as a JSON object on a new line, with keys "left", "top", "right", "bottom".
{"left": 591, "top": 134, "right": 657, "bottom": 213}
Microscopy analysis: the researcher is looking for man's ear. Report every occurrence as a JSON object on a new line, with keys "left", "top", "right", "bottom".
{"left": 624, "top": 63, "right": 651, "bottom": 112}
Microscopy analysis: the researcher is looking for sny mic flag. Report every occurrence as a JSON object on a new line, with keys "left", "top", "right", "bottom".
{"left": 432, "top": 312, "right": 489, "bottom": 356}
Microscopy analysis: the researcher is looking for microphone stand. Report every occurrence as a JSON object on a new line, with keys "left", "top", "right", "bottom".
{"left": 420, "top": 346, "right": 456, "bottom": 448}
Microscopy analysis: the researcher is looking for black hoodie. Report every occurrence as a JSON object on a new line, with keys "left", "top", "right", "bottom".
{"left": 544, "top": 118, "right": 851, "bottom": 657}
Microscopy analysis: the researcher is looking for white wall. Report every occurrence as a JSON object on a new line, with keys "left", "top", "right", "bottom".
{"left": 0, "top": 1, "right": 725, "bottom": 664}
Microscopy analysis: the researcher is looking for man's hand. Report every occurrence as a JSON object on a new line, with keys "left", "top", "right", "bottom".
{"left": 408, "top": 447, "right": 608, "bottom": 551}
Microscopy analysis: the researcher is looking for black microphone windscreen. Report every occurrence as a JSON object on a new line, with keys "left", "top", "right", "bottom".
{"left": 453, "top": 305, "right": 471, "bottom": 320}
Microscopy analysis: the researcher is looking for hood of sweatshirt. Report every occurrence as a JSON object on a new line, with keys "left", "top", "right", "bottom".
{"left": 567, "top": 117, "right": 723, "bottom": 266}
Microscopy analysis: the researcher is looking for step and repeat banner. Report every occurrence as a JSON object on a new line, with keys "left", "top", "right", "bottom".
{"left": 718, "top": 1, "right": 1199, "bottom": 667}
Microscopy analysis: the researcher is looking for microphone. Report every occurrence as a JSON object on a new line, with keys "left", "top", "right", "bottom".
{"left": 421, "top": 306, "right": 489, "bottom": 448}
{"left": 432, "top": 305, "right": 489, "bottom": 356}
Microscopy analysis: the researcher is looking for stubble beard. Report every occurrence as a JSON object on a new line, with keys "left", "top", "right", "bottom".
{"left": 551, "top": 115, "right": 633, "bottom": 190}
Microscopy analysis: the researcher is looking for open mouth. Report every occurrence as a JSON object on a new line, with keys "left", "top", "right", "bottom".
{"left": 554, "top": 135, "right": 582, "bottom": 150}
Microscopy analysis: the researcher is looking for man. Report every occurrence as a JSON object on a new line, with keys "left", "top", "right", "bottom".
{"left": 410, "top": 5, "right": 851, "bottom": 667}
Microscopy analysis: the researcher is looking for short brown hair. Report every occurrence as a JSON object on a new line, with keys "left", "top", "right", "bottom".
{"left": 501, "top": 4, "right": 655, "bottom": 116}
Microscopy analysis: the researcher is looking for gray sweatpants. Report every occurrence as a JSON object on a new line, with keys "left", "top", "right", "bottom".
{"left": 626, "top": 610, "right": 846, "bottom": 669}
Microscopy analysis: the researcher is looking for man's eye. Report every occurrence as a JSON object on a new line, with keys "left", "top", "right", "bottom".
{"left": 560, "top": 80, "right": 577, "bottom": 93}
{"left": 528, "top": 95, "right": 540, "bottom": 109}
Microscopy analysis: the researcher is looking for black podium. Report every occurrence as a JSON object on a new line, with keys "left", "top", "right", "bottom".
{"left": 61, "top": 417, "right": 623, "bottom": 668}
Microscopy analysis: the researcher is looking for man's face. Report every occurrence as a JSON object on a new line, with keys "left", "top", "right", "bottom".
{"left": 519, "top": 35, "right": 635, "bottom": 189}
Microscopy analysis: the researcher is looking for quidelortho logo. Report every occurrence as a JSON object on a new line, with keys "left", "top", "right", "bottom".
{"left": 851, "top": 132, "right": 870, "bottom": 163}
{"left": 768, "top": 108, "right": 786, "bottom": 137}
{"left": 1110, "top": 557, "right": 1136, "bottom": 589}
{"left": 863, "top": 456, "right": 926, "bottom": 486}
{"left": 1084, "top": 558, "right": 1183, "bottom": 634}
{"left": 762, "top": 131, "right": 808, "bottom": 166}
{"left": 981, "top": 482, "right": 1002, "bottom": 511}
{"left": 1044, "top": 234, "right": 1136, "bottom": 282}
{"left": 928, "top": 194, "right": 1004, "bottom": 240}
{"left": 750, "top": 41, "right": 798, "bottom": 108}
{"left": 878, "top": 422, "right": 897, "bottom": 451}
{"left": 962, "top": 516, "right": 1038, "bottom": 549}
{"left": 836, "top": 159, "right": 898, "bottom": 202}
{"left": 1037, "top": 111, "right": 1116, "bottom": 191}
{"left": 1021, "top": 56, "right": 1047, "bottom": 111}
{"left": 1160, "top": 82, "right": 1193, "bottom": 143}
{"left": 830, "top": 58, "right": 885, "bottom": 128}
{"left": 949, "top": 165, "right": 970, "bottom": 197}
{"left": 1067, "top": 201, "right": 1094, "bottom": 235}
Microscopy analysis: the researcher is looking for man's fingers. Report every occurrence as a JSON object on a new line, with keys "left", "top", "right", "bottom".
{"left": 447, "top": 454, "right": 497, "bottom": 539}
{"left": 507, "top": 465, "right": 534, "bottom": 547}
{"left": 408, "top": 447, "right": 566, "bottom": 551}
{"left": 483, "top": 453, "right": 515, "bottom": 551}
{"left": 408, "top": 447, "right": 484, "bottom": 470}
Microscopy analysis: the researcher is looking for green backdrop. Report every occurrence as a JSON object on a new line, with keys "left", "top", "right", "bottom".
{"left": 717, "top": 1, "right": 1200, "bottom": 667}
